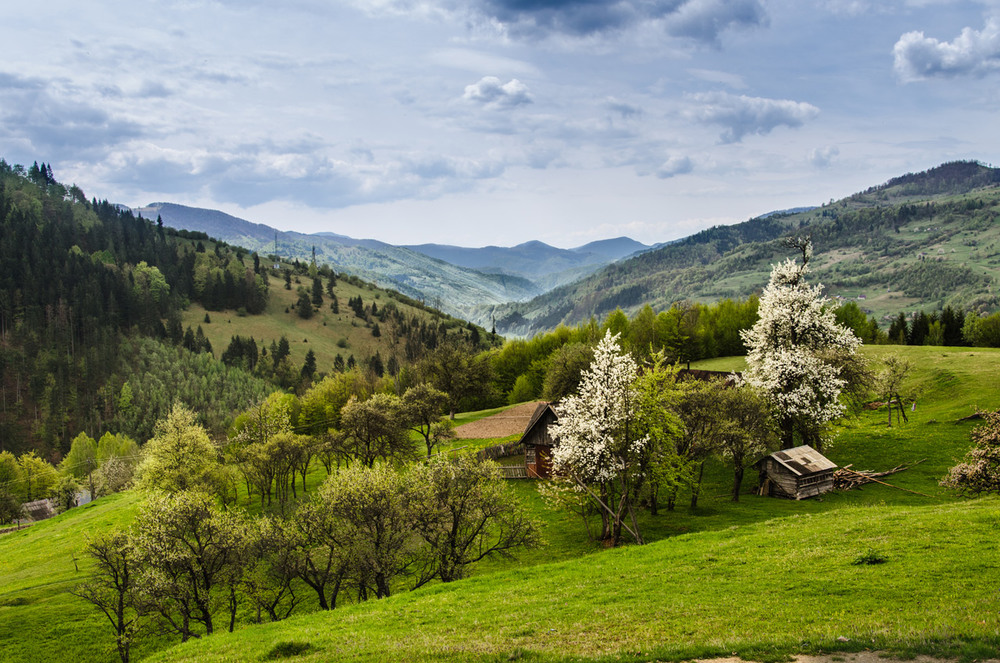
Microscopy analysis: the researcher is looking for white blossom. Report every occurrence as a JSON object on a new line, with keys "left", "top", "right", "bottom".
{"left": 550, "top": 331, "right": 648, "bottom": 484}
{"left": 741, "top": 242, "right": 861, "bottom": 442}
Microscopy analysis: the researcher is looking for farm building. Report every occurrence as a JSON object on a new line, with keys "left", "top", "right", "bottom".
{"left": 517, "top": 402, "right": 559, "bottom": 479}
{"left": 756, "top": 445, "right": 837, "bottom": 500}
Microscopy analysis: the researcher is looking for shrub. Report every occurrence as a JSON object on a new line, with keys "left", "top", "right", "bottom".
{"left": 942, "top": 408, "right": 1000, "bottom": 495}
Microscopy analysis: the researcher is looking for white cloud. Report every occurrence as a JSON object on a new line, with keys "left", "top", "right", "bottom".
{"left": 428, "top": 48, "right": 541, "bottom": 76}
{"left": 688, "top": 68, "right": 748, "bottom": 89}
{"left": 809, "top": 145, "right": 839, "bottom": 168}
{"left": 656, "top": 155, "right": 694, "bottom": 178}
{"left": 894, "top": 18, "right": 1000, "bottom": 81}
{"left": 689, "top": 91, "right": 820, "bottom": 143}
{"left": 463, "top": 76, "right": 533, "bottom": 108}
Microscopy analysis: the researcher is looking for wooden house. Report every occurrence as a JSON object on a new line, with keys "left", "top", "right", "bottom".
{"left": 756, "top": 445, "right": 837, "bottom": 500}
{"left": 517, "top": 402, "right": 559, "bottom": 479}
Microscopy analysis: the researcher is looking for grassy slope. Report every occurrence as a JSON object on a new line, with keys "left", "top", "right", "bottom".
{"left": 4, "top": 347, "right": 1000, "bottom": 662}
{"left": 0, "top": 493, "right": 175, "bottom": 663}
{"left": 181, "top": 271, "right": 461, "bottom": 372}
{"left": 147, "top": 497, "right": 1000, "bottom": 663}
{"left": 148, "top": 345, "right": 1000, "bottom": 663}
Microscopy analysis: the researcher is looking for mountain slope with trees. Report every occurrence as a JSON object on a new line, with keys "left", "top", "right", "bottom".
{"left": 482, "top": 161, "right": 1000, "bottom": 336}
{"left": 139, "top": 203, "right": 543, "bottom": 314}
{"left": 0, "top": 159, "right": 493, "bottom": 458}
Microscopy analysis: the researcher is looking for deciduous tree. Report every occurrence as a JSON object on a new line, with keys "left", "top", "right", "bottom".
{"left": 409, "top": 456, "right": 540, "bottom": 582}
{"left": 73, "top": 531, "right": 145, "bottom": 663}
{"left": 134, "top": 404, "right": 223, "bottom": 495}
{"left": 549, "top": 331, "right": 647, "bottom": 546}
{"left": 400, "top": 383, "right": 449, "bottom": 457}
{"left": 340, "top": 394, "right": 413, "bottom": 467}
{"left": 942, "top": 408, "right": 1000, "bottom": 495}
{"left": 740, "top": 238, "right": 862, "bottom": 449}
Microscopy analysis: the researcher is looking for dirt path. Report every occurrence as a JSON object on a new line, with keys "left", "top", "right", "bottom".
{"left": 452, "top": 401, "right": 546, "bottom": 439}
{"left": 697, "top": 654, "right": 998, "bottom": 663}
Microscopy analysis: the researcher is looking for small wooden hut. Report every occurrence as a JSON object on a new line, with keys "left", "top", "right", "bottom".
{"left": 756, "top": 445, "right": 837, "bottom": 500}
{"left": 517, "top": 402, "right": 559, "bottom": 479}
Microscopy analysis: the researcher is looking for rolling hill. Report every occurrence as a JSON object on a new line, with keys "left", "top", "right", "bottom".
{"left": 481, "top": 161, "right": 1000, "bottom": 337}
{"left": 137, "top": 202, "right": 542, "bottom": 316}
{"left": 402, "top": 237, "right": 650, "bottom": 291}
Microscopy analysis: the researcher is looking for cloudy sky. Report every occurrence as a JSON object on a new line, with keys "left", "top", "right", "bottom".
{"left": 2, "top": 1, "right": 999, "bottom": 248}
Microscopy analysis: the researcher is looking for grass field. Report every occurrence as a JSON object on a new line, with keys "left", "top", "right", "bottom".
{"left": 181, "top": 271, "right": 466, "bottom": 373}
{"left": 146, "top": 497, "right": 1000, "bottom": 663}
{"left": 2, "top": 345, "right": 999, "bottom": 663}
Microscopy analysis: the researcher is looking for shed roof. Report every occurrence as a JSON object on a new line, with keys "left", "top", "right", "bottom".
{"left": 765, "top": 445, "right": 837, "bottom": 476}
{"left": 518, "top": 402, "right": 558, "bottom": 447}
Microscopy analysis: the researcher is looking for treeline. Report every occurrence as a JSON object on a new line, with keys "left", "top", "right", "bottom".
{"left": 883, "top": 305, "right": 1000, "bottom": 348}
{"left": 485, "top": 297, "right": 760, "bottom": 406}
{"left": 0, "top": 158, "right": 269, "bottom": 456}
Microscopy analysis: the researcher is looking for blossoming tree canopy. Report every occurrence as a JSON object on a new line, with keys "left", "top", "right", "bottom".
{"left": 549, "top": 330, "right": 648, "bottom": 545}
{"left": 740, "top": 238, "right": 862, "bottom": 449}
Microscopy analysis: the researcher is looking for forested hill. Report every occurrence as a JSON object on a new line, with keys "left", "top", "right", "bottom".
{"left": 0, "top": 159, "right": 278, "bottom": 455}
{"left": 481, "top": 161, "right": 1000, "bottom": 337}
{"left": 0, "top": 159, "right": 492, "bottom": 459}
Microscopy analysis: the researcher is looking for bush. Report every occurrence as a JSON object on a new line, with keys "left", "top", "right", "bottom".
{"left": 942, "top": 408, "right": 1000, "bottom": 495}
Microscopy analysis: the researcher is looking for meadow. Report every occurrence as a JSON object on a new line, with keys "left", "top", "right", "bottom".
{"left": 1, "top": 345, "right": 998, "bottom": 663}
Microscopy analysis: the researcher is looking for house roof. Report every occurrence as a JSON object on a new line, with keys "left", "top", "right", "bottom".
{"left": 764, "top": 445, "right": 837, "bottom": 476}
{"left": 518, "top": 402, "right": 558, "bottom": 446}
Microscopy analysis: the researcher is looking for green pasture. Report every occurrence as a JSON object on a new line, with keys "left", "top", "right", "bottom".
{"left": 181, "top": 272, "right": 450, "bottom": 373}
{"left": 3, "top": 345, "right": 1000, "bottom": 662}
{"left": 147, "top": 497, "right": 1000, "bottom": 663}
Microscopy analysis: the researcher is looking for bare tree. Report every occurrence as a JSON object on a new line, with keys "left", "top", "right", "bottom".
{"left": 73, "top": 531, "right": 145, "bottom": 663}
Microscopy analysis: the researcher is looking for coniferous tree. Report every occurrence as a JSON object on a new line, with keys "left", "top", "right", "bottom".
{"left": 311, "top": 277, "right": 323, "bottom": 307}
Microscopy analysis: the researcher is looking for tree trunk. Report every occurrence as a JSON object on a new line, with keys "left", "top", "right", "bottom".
{"left": 732, "top": 464, "right": 744, "bottom": 502}
{"left": 780, "top": 418, "right": 795, "bottom": 449}
{"left": 690, "top": 460, "right": 706, "bottom": 509}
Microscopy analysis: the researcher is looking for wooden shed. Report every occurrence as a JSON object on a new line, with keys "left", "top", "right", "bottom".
{"left": 756, "top": 445, "right": 837, "bottom": 500}
{"left": 517, "top": 402, "right": 559, "bottom": 479}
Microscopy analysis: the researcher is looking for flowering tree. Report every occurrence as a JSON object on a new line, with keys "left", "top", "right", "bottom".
{"left": 942, "top": 408, "right": 1000, "bottom": 495}
{"left": 741, "top": 238, "right": 862, "bottom": 449}
{"left": 549, "top": 331, "right": 647, "bottom": 546}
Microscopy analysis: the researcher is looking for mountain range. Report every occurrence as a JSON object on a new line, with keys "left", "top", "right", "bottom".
{"left": 480, "top": 160, "right": 1000, "bottom": 335}
{"left": 141, "top": 160, "right": 1000, "bottom": 337}
{"left": 136, "top": 203, "right": 649, "bottom": 318}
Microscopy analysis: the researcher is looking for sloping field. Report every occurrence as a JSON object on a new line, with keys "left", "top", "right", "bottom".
{"left": 147, "top": 497, "right": 1000, "bottom": 663}
{"left": 452, "top": 400, "right": 546, "bottom": 439}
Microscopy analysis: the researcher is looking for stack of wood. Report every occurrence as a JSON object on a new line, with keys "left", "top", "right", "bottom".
{"left": 833, "top": 460, "right": 926, "bottom": 492}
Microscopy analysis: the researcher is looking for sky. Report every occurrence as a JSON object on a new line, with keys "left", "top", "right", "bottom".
{"left": 2, "top": 1, "right": 999, "bottom": 249}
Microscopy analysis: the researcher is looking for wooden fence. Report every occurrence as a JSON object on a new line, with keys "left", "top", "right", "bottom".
{"left": 500, "top": 465, "right": 528, "bottom": 479}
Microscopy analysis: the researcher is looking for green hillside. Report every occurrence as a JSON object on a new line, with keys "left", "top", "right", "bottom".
{"left": 0, "top": 157, "right": 493, "bottom": 455}
{"left": 485, "top": 162, "right": 1000, "bottom": 337}
{"left": 182, "top": 268, "right": 492, "bottom": 377}
{"left": 145, "top": 497, "right": 1000, "bottom": 663}
{"left": 4, "top": 345, "right": 999, "bottom": 663}
{"left": 141, "top": 202, "right": 543, "bottom": 316}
